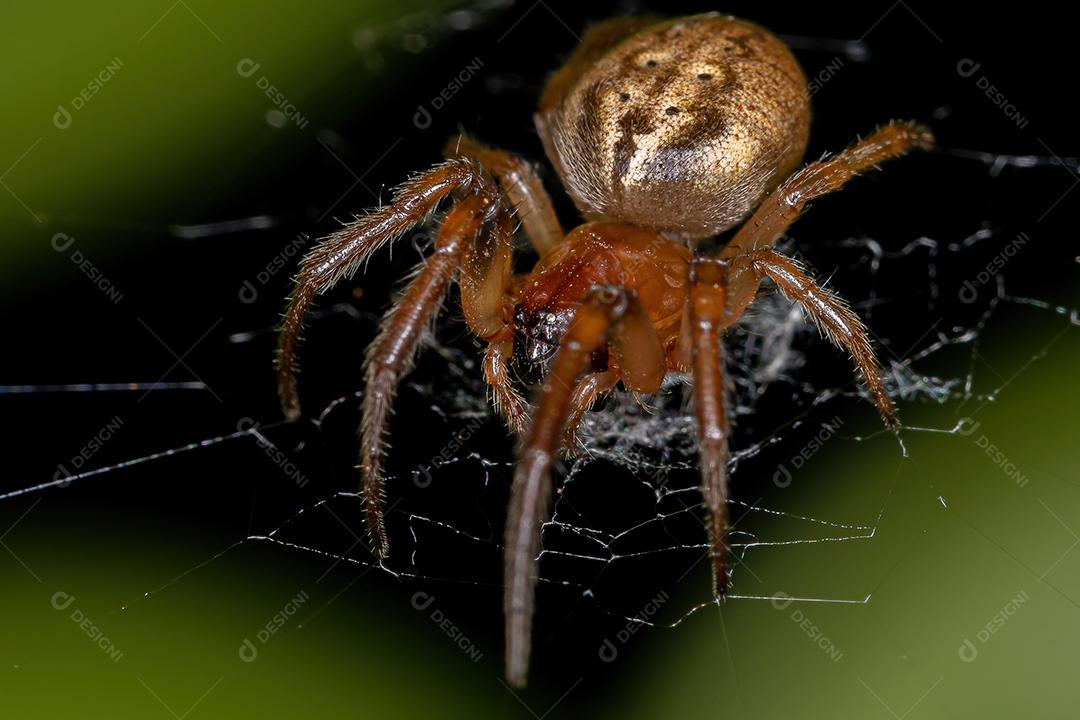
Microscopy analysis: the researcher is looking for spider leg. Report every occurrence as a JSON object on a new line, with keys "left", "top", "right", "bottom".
{"left": 360, "top": 191, "right": 498, "bottom": 557}
{"left": 445, "top": 136, "right": 571, "bottom": 434}
{"left": 710, "top": 121, "right": 930, "bottom": 429}
{"left": 731, "top": 248, "right": 897, "bottom": 428}
{"left": 563, "top": 370, "right": 620, "bottom": 454}
{"left": 445, "top": 134, "right": 563, "bottom": 256}
{"left": 720, "top": 120, "right": 934, "bottom": 260}
{"left": 505, "top": 285, "right": 663, "bottom": 688}
{"left": 689, "top": 259, "right": 732, "bottom": 598}
{"left": 276, "top": 158, "right": 488, "bottom": 421}
{"left": 483, "top": 341, "right": 530, "bottom": 435}
{"left": 459, "top": 206, "right": 532, "bottom": 434}
{"left": 468, "top": 211, "right": 535, "bottom": 433}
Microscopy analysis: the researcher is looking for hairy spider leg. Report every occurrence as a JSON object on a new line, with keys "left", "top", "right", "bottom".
{"left": 719, "top": 121, "right": 933, "bottom": 427}
{"left": 458, "top": 205, "right": 532, "bottom": 434}
{"left": 505, "top": 285, "right": 665, "bottom": 688}
{"left": 720, "top": 120, "right": 934, "bottom": 261}
{"left": 277, "top": 159, "right": 492, "bottom": 421}
{"left": 731, "top": 248, "right": 898, "bottom": 428}
{"left": 446, "top": 136, "right": 570, "bottom": 434}
{"left": 445, "top": 134, "right": 564, "bottom": 256}
{"left": 361, "top": 191, "right": 502, "bottom": 557}
{"left": 688, "top": 258, "right": 733, "bottom": 599}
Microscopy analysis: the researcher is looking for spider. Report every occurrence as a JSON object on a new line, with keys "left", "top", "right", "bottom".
{"left": 275, "top": 12, "right": 932, "bottom": 687}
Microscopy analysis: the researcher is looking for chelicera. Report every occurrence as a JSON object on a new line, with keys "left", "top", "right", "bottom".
{"left": 275, "top": 12, "right": 932, "bottom": 687}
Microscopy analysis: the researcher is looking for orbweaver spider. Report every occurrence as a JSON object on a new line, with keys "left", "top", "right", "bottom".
{"left": 275, "top": 12, "right": 932, "bottom": 687}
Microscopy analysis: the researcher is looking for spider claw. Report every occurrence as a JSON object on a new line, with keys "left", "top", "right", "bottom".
{"left": 366, "top": 516, "right": 390, "bottom": 559}
{"left": 361, "top": 486, "right": 390, "bottom": 559}
{"left": 711, "top": 540, "right": 730, "bottom": 600}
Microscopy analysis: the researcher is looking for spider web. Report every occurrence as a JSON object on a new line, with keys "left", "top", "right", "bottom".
{"left": 4, "top": 6, "right": 1079, "bottom": 656}
{"left": 7, "top": 153, "right": 1076, "bottom": 635}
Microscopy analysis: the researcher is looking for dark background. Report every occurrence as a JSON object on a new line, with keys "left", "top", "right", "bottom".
{"left": 1, "top": 2, "right": 1077, "bottom": 717}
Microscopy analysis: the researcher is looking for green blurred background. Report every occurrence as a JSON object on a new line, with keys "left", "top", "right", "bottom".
{"left": 2, "top": 1, "right": 1077, "bottom": 718}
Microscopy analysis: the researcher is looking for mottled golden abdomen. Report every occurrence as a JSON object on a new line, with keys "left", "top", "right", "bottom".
{"left": 536, "top": 13, "right": 810, "bottom": 241}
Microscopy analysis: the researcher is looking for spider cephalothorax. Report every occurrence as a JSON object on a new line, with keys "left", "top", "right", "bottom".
{"left": 275, "top": 12, "right": 932, "bottom": 687}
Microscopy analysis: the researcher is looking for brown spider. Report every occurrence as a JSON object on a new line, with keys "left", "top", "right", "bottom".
{"left": 275, "top": 13, "right": 932, "bottom": 687}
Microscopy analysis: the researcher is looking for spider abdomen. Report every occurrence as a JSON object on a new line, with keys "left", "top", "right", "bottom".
{"left": 536, "top": 13, "right": 811, "bottom": 241}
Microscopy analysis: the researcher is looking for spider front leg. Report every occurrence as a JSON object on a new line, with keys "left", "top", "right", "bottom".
{"left": 458, "top": 206, "right": 531, "bottom": 434}
{"left": 448, "top": 134, "right": 570, "bottom": 434}
{"left": 359, "top": 191, "right": 500, "bottom": 556}
{"left": 562, "top": 370, "right": 620, "bottom": 453}
{"left": 445, "top": 134, "right": 563, "bottom": 256}
{"left": 504, "top": 286, "right": 664, "bottom": 688}
{"left": 689, "top": 258, "right": 733, "bottom": 598}
{"left": 277, "top": 158, "right": 490, "bottom": 421}
{"left": 720, "top": 120, "right": 934, "bottom": 260}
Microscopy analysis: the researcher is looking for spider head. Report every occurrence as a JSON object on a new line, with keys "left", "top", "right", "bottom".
{"left": 512, "top": 304, "right": 572, "bottom": 372}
